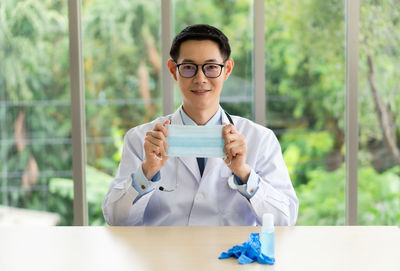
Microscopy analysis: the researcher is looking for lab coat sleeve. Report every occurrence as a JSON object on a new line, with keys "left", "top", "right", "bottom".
{"left": 102, "top": 129, "right": 156, "bottom": 225}
{"left": 248, "top": 131, "right": 299, "bottom": 226}
{"left": 232, "top": 174, "right": 259, "bottom": 199}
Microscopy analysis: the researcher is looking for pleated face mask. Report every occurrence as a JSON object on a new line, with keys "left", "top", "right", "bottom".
{"left": 166, "top": 125, "right": 225, "bottom": 158}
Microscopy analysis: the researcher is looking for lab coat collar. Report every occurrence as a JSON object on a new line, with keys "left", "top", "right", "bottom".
{"left": 221, "top": 109, "right": 232, "bottom": 125}
{"left": 171, "top": 105, "right": 225, "bottom": 126}
{"left": 170, "top": 108, "right": 183, "bottom": 125}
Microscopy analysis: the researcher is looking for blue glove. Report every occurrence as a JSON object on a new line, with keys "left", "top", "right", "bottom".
{"left": 219, "top": 233, "right": 275, "bottom": 265}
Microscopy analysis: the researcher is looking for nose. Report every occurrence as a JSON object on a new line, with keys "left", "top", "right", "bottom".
{"left": 193, "top": 66, "right": 208, "bottom": 83}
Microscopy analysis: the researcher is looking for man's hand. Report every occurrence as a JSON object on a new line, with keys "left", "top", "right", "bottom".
{"left": 142, "top": 120, "right": 170, "bottom": 180}
{"left": 222, "top": 123, "right": 251, "bottom": 183}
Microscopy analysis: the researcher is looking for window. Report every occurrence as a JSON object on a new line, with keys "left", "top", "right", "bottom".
{"left": 0, "top": 0, "right": 71, "bottom": 225}
{"left": 358, "top": 0, "right": 400, "bottom": 225}
{"left": 265, "top": 0, "right": 346, "bottom": 225}
{"left": 2, "top": 0, "right": 398, "bottom": 226}
{"left": 82, "top": 0, "right": 162, "bottom": 225}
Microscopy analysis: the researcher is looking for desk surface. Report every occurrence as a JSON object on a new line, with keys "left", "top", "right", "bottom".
{"left": 0, "top": 226, "right": 399, "bottom": 271}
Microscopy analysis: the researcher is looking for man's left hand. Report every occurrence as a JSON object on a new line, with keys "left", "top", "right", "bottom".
{"left": 222, "top": 123, "right": 251, "bottom": 183}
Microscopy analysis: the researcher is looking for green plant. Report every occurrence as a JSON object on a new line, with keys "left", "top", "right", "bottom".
{"left": 297, "top": 165, "right": 400, "bottom": 225}
{"left": 49, "top": 165, "right": 113, "bottom": 225}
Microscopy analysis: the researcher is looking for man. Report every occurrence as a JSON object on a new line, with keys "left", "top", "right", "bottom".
{"left": 102, "top": 24, "right": 298, "bottom": 226}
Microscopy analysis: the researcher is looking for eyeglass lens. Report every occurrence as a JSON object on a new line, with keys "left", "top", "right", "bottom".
{"left": 178, "top": 63, "right": 222, "bottom": 78}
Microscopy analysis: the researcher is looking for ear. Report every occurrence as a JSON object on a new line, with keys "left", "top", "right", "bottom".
{"left": 223, "top": 58, "right": 234, "bottom": 81}
{"left": 167, "top": 59, "right": 178, "bottom": 81}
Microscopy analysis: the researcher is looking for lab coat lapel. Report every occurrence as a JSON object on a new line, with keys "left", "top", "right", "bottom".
{"left": 169, "top": 109, "right": 201, "bottom": 182}
{"left": 202, "top": 157, "right": 230, "bottom": 180}
{"left": 170, "top": 110, "right": 182, "bottom": 126}
{"left": 201, "top": 110, "right": 233, "bottom": 179}
{"left": 178, "top": 156, "right": 201, "bottom": 182}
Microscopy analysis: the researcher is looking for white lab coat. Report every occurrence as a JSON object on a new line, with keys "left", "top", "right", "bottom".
{"left": 102, "top": 108, "right": 298, "bottom": 226}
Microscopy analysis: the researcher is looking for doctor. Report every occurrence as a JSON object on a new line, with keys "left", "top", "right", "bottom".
{"left": 102, "top": 24, "right": 298, "bottom": 226}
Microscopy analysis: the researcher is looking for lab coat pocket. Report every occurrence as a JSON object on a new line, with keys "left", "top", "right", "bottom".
{"left": 218, "top": 167, "right": 255, "bottom": 225}
{"left": 220, "top": 166, "right": 232, "bottom": 179}
{"left": 217, "top": 167, "right": 234, "bottom": 212}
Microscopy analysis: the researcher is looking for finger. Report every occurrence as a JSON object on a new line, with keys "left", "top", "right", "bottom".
{"left": 226, "top": 133, "right": 246, "bottom": 146}
{"left": 223, "top": 132, "right": 241, "bottom": 143}
{"left": 147, "top": 130, "right": 165, "bottom": 140}
{"left": 145, "top": 135, "right": 167, "bottom": 152}
{"left": 223, "top": 124, "right": 238, "bottom": 137}
{"left": 230, "top": 146, "right": 244, "bottom": 158}
{"left": 224, "top": 145, "right": 234, "bottom": 161}
{"left": 144, "top": 140, "right": 160, "bottom": 156}
{"left": 154, "top": 122, "right": 169, "bottom": 138}
{"left": 225, "top": 145, "right": 236, "bottom": 158}
{"left": 162, "top": 120, "right": 170, "bottom": 137}
{"left": 224, "top": 135, "right": 245, "bottom": 146}
{"left": 222, "top": 123, "right": 233, "bottom": 134}
{"left": 223, "top": 156, "right": 232, "bottom": 166}
{"left": 148, "top": 141, "right": 169, "bottom": 161}
{"left": 162, "top": 120, "right": 171, "bottom": 148}
{"left": 147, "top": 130, "right": 168, "bottom": 149}
{"left": 145, "top": 140, "right": 166, "bottom": 158}
{"left": 146, "top": 135, "right": 165, "bottom": 149}
{"left": 225, "top": 141, "right": 246, "bottom": 157}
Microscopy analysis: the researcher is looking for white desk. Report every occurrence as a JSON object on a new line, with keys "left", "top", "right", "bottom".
{"left": 0, "top": 206, "right": 60, "bottom": 226}
{"left": 0, "top": 226, "right": 399, "bottom": 271}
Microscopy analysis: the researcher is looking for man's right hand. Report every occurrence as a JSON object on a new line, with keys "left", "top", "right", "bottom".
{"left": 142, "top": 120, "right": 170, "bottom": 180}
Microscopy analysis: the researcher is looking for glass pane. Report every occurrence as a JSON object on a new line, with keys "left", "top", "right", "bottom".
{"left": 358, "top": 1, "right": 400, "bottom": 225}
{"left": 265, "top": 0, "right": 346, "bottom": 225}
{"left": 173, "top": 0, "right": 254, "bottom": 120}
{"left": 82, "top": 0, "right": 161, "bottom": 225}
{"left": 0, "top": 0, "right": 72, "bottom": 225}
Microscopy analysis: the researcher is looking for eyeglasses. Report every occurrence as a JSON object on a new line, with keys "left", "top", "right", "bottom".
{"left": 175, "top": 62, "right": 225, "bottom": 78}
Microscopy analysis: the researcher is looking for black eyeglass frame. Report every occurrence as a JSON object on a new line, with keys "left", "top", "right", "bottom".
{"left": 174, "top": 61, "right": 226, "bottom": 78}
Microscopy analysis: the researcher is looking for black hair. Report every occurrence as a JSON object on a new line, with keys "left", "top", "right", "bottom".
{"left": 169, "top": 24, "right": 231, "bottom": 62}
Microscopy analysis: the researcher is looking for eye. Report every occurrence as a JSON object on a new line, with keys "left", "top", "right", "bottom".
{"left": 205, "top": 64, "right": 219, "bottom": 70}
{"left": 181, "top": 64, "right": 196, "bottom": 70}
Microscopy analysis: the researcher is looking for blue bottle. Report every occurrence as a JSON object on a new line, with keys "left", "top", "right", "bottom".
{"left": 261, "top": 213, "right": 274, "bottom": 258}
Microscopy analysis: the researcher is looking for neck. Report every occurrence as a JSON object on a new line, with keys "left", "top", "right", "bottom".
{"left": 182, "top": 105, "right": 219, "bottom": 125}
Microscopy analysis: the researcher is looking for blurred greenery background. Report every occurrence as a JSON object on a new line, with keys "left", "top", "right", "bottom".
{"left": 1, "top": 0, "right": 399, "bottom": 225}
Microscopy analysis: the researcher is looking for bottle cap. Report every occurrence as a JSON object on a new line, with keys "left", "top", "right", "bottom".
{"left": 262, "top": 213, "right": 274, "bottom": 228}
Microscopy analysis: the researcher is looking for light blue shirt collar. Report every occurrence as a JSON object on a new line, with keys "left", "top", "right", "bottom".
{"left": 179, "top": 105, "right": 222, "bottom": 126}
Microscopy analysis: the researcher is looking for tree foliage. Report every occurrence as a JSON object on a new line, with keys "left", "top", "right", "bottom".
{"left": 298, "top": 165, "right": 400, "bottom": 225}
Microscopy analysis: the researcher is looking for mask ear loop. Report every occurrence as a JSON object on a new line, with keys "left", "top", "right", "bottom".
{"left": 154, "top": 154, "right": 163, "bottom": 161}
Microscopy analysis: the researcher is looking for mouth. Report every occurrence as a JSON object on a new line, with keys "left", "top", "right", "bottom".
{"left": 191, "top": 89, "right": 210, "bottom": 94}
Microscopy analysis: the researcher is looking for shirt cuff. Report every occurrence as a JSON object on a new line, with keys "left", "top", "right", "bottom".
{"left": 131, "top": 165, "right": 160, "bottom": 197}
{"left": 233, "top": 170, "right": 259, "bottom": 199}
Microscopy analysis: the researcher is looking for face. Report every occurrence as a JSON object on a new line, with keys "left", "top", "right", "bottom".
{"left": 168, "top": 40, "right": 234, "bottom": 115}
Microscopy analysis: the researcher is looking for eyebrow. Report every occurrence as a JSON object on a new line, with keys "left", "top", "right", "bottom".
{"left": 180, "top": 59, "right": 220, "bottom": 63}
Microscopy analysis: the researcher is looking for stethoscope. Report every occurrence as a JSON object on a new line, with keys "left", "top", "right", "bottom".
{"left": 159, "top": 111, "right": 235, "bottom": 192}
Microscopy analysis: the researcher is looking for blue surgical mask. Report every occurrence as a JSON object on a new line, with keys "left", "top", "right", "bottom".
{"left": 166, "top": 125, "right": 225, "bottom": 157}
